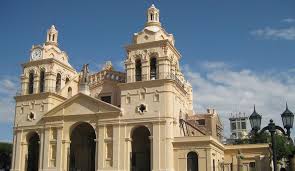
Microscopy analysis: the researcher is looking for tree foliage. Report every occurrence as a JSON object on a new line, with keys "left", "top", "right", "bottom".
{"left": 246, "top": 131, "right": 295, "bottom": 160}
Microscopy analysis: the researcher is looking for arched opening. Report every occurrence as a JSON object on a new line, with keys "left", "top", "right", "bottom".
{"left": 187, "top": 152, "right": 198, "bottom": 171}
{"left": 68, "top": 87, "right": 72, "bottom": 98}
{"left": 131, "top": 126, "right": 151, "bottom": 171}
{"left": 27, "top": 132, "right": 40, "bottom": 171}
{"left": 150, "top": 57, "right": 157, "bottom": 80}
{"left": 135, "top": 59, "right": 142, "bottom": 81}
{"left": 55, "top": 73, "right": 61, "bottom": 92}
{"left": 65, "top": 77, "right": 70, "bottom": 84}
{"left": 70, "top": 122, "right": 96, "bottom": 171}
{"left": 28, "top": 72, "right": 34, "bottom": 94}
{"left": 39, "top": 70, "right": 45, "bottom": 93}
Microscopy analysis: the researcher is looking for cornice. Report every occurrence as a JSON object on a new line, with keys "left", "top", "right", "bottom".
{"left": 125, "top": 40, "right": 181, "bottom": 59}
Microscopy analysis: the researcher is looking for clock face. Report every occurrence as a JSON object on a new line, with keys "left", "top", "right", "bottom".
{"left": 31, "top": 48, "right": 42, "bottom": 60}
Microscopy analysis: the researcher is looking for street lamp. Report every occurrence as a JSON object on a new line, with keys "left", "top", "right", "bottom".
{"left": 249, "top": 103, "right": 294, "bottom": 171}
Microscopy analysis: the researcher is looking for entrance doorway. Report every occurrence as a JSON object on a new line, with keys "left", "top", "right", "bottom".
{"left": 131, "top": 126, "right": 151, "bottom": 171}
{"left": 27, "top": 132, "right": 40, "bottom": 171}
{"left": 70, "top": 123, "right": 96, "bottom": 171}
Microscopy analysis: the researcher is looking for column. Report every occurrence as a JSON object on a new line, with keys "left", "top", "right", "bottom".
{"left": 61, "top": 139, "right": 70, "bottom": 171}
{"left": 142, "top": 59, "right": 149, "bottom": 81}
{"left": 206, "top": 149, "right": 212, "bottom": 171}
{"left": 56, "top": 127, "right": 63, "bottom": 171}
{"left": 165, "top": 120, "right": 174, "bottom": 171}
{"left": 38, "top": 129, "right": 44, "bottom": 171}
{"left": 33, "top": 74, "right": 39, "bottom": 94}
{"left": 152, "top": 123, "right": 160, "bottom": 171}
{"left": 12, "top": 131, "right": 23, "bottom": 171}
{"left": 97, "top": 125, "right": 105, "bottom": 170}
{"left": 113, "top": 125, "right": 120, "bottom": 170}
{"left": 149, "top": 136, "right": 153, "bottom": 170}
{"left": 42, "top": 128, "right": 50, "bottom": 170}
{"left": 95, "top": 124, "right": 99, "bottom": 171}
{"left": 125, "top": 137, "right": 132, "bottom": 171}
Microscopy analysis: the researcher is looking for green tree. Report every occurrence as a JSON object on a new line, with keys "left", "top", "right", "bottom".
{"left": 248, "top": 131, "right": 295, "bottom": 160}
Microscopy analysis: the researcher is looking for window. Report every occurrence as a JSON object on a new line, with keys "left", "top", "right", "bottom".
{"left": 39, "top": 70, "right": 45, "bottom": 93}
{"left": 55, "top": 73, "right": 61, "bottom": 92}
{"left": 28, "top": 72, "right": 34, "bottom": 94}
{"left": 150, "top": 14, "right": 153, "bottom": 20}
{"left": 52, "top": 34, "right": 55, "bottom": 41}
{"left": 150, "top": 57, "right": 157, "bottom": 80}
{"left": 135, "top": 59, "right": 142, "bottom": 81}
{"left": 187, "top": 152, "right": 198, "bottom": 171}
{"left": 231, "top": 122, "right": 236, "bottom": 130}
{"left": 101, "top": 96, "right": 111, "bottom": 104}
{"left": 65, "top": 77, "right": 70, "bottom": 84}
{"left": 213, "top": 159, "right": 215, "bottom": 171}
{"left": 241, "top": 121, "right": 246, "bottom": 129}
{"left": 68, "top": 87, "right": 72, "bottom": 98}
{"left": 197, "top": 119, "right": 205, "bottom": 126}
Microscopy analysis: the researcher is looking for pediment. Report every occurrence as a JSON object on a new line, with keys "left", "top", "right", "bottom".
{"left": 43, "top": 93, "right": 121, "bottom": 118}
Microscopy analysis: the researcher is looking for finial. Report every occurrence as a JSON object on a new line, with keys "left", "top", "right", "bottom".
{"left": 254, "top": 104, "right": 256, "bottom": 112}
{"left": 151, "top": 4, "right": 155, "bottom": 8}
{"left": 286, "top": 102, "right": 289, "bottom": 110}
{"left": 51, "top": 25, "right": 56, "bottom": 29}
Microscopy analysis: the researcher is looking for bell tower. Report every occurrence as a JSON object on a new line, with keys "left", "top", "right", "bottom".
{"left": 14, "top": 25, "right": 78, "bottom": 127}
{"left": 46, "top": 25, "right": 58, "bottom": 46}
{"left": 146, "top": 4, "right": 161, "bottom": 27}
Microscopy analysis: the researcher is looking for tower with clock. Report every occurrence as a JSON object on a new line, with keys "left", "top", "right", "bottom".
{"left": 14, "top": 25, "right": 79, "bottom": 127}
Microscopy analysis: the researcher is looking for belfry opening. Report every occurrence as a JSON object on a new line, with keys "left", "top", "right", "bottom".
{"left": 131, "top": 126, "right": 151, "bottom": 171}
{"left": 70, "top": 123, "right": 96, "bottom": 171}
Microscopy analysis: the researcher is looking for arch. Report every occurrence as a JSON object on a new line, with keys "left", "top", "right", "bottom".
{"left": 187, "top": 151, "right": 198, "bottom": 171}
{"left": 150, "top": 57, "right": 157, "bottom": 80}
{"left": 67, "top": 87, "right": 72, "bottom": 98}
{"left": 131, "top": 126, "right": 151, "bottom": 171}
{"left": 55, "top": 73, "right": 61, "bottom": 92}
{"left": 28, "top": 71, "right": 34, "bottom": 94}
{"left": 69, "top": 122, "right": 96, "bottom": 171}
{"left": 26, "top": 132, "right": 40, "bottom": 171}
{"left": 65, "top": 77, "right": 70, "bottom": 84}
{"left": 135, "top": 59, "right": 142, "bottom": 81}
{"left": 39, "top": 70, "right": 45, "bottom": 93}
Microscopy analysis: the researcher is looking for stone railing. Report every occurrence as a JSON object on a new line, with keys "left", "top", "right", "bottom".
{"left": 89, "top": 70, "right": 126, "bottom": 85}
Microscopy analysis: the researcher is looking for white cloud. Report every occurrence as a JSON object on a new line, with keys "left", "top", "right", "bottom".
{"left": 282, "top": 18, "right": 295, "bottom": 23}
{"left": 0, "top": 76, "right": 18, "bottom": 123}
{"left": 184, "top": 62, "right": 295, "bottom": 137}
{"left": 251, "top": 26, "right": 295, "bottom": 40}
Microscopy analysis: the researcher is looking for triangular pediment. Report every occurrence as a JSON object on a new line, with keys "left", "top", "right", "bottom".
{"left": 43, "top": 93, "right": 121, "bottom": 118}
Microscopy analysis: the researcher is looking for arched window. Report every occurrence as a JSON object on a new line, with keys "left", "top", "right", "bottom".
{"left": 52, "top": 34, "right": 55, "bottom": 41}
{"left": 150, "top": 14, "right": 154, "bottom": 21}
{"left": 68, "top": 87, "right": 72, "bottom": 98}
{"left": 135, "top": 59, "right": 142, "bottom": 81}
{"left": 65, "top": 77, "right": 70, "bottom": 84}
{"left": 187, "top": 152, "right": 198, "bottom": 171}
{"left": 56, "top": 73, "right": 61, "bottom": 92}
{"left": 28, "top": 72, "right": 34, "bottom": 94}
{"left": 39, "top": 70, "right": 45, "bottom": 93}
{"left": 150, "top": 57, "right": 157, "bottom": 80}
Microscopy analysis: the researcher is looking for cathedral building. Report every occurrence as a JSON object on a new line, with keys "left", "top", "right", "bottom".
{"left": 11, "top": 5, "right": 271, "bottom": 171}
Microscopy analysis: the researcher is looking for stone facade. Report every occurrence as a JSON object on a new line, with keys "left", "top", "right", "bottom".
{"left": 11, "top": 4, "right": 270, "bottom": 171}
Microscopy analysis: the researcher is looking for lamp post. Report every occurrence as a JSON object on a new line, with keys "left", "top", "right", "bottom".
{"left": 249, "top": 104, "right": 294, "bottom": 171}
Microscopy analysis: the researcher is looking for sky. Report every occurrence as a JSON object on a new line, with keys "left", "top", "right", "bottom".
{"left": 1, "top": 0, "right": 295, "bottom": 142}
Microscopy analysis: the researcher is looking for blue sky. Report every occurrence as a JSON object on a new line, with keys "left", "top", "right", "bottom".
{"left": 1, "top": 0, "right": 295, "bottom": 142}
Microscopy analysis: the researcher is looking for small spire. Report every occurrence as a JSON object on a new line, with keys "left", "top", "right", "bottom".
{"left": 145, "top": 4, "right": 161, "bottom": 27}
{"left": 46, "top": 25, "right": 58, "bottom": 46}
{"left": 254, "top": 104, "right": 256, "bottom": 112}
{"left": 286, "top": 102, "right": 289, "bottom": 110}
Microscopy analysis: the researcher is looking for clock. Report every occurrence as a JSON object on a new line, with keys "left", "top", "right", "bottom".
{"left": 31, "top": 48, "right": 42, "bottom": 60}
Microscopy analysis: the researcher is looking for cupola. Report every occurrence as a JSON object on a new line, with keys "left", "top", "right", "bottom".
{"left": 145, "top": 4, "right": 161, "bottom": 27}
{"left": 45, "top": 25, "right": 58, "bottom": 46}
